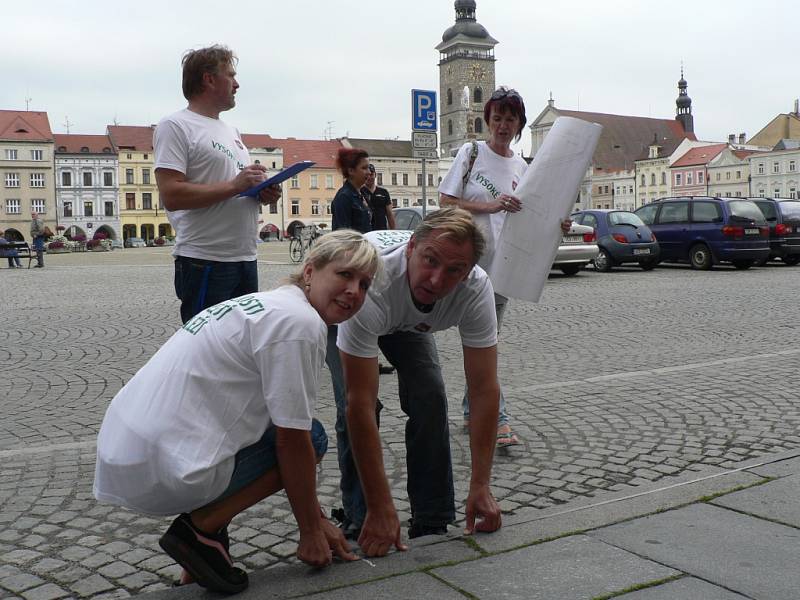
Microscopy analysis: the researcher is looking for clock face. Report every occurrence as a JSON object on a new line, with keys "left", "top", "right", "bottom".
{"left": 470, "top": 63, "right": 485, "bottom": 81}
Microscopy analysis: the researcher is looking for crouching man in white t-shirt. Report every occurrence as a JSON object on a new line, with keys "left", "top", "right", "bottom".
{"left": 336, "top": 207, "right": 502, "bottom": 557}
{"left": 94, "top": 231, "right": 379, "bottom": 595}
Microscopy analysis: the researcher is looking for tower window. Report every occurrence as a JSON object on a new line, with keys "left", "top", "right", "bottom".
{"left": 474, "top": 88, "right": 483, "bottom": 103}
{"left": 474, "top": 118, "right": 483, "bottom": 134}
{"left": 448, "top": 119, "right": 453, "bottom": 136}
{"left": 447, "top": 88, "right": 453, "bottom": 106}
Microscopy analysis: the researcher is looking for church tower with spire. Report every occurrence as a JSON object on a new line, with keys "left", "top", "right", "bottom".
{"left": 436, "top": 0, "right": 498, "bottom": 156}
{"left": 675, "top": 67, "right": 694, "bottom": 134}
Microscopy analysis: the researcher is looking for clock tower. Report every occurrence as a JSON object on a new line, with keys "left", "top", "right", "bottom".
{"left": 436, "top": 0, "right": 498, "bottom": 156}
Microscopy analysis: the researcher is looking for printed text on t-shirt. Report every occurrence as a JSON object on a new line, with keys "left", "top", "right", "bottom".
{"left": 211, "top": 140, "right": 245, "bottom": 170}
{"left": 182, "top": 295, "right": 265, "bottom": 335}
{"left": 474, "top": 173, "right": 500, "bottom": 199}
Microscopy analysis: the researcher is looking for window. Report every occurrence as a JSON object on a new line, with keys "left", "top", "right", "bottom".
{"left": 104, "top": 171, "right": 113, "bottom": 186}
{"left": 447, "top": 120, "right": 453, "bottom": 136}
{"left": 735, "top": 191, "right": 742, "bottom": 197}
{"left": 474, "top": 118, "right": 483, "bottom": 134}
{"left": 402, "top": 198, "right": 409, "bottom": 207}
{"left": 64, "top": 201, "right": 73, "bottom": 217}
{"left": 790, "top": 161, "right": 796, "bottom": 173}
{"left": 142, "top": 169, "right": 150, "bottom": 184}
{"left": 698, "top": 172, "right": 704, "bottom": 184}
{"left": 428, "top": 173, "right": 434, "bottom": 186}
{"left": 686, "top": 172, "right": 693, "bottom": 185}
{"left": 790, "top": 188, "right": 797, "bottom": 199}
{"left": 5, "top": 173, "right": 19, "bottom": 187}
{"left": 604, "top": 186, "right": 609, "bottom": 194}
{"left": 5, "top": 199, "right": 20, "bottom": 214}
{"left": 31, "top": 173, "right": 45, "bottom": 187}
{"left": 105, "top": 201, "right": 114, "bottom": 217}
{"left": 391, "top": 173, "right": 398, "bottom": 185}
{"left": 62, "top": 171, "right": 72, "bottom": 186}
{"left": 474, "top": 88, "right": 483, "bottom": 103}
{"left": 417, "top": 174, "right": 423, "bottom": 186}
{"left": 641, "top": 174, "right": 646, "bottom": 186}
{"left": 736, "top": 170, "right": 741, "bottom": 179}
{"left": 82, "top": 172, "right": 92, "bottom": 187}
{"left": 758, "top": 163, "right": 764, "bottom": 174}
{"left": 725, "top": 192, "right": 731, "bottom": 197}
{"left": 758, "top": 189, "right": 765, "bottom": 197}
{"left": 311, "top": 200, "right": 320, "bottom": 215}
{"left": 125, "top": 193, "right": 135, "bottom": 209}
{"left": 310, "top": 174, "right": 318, "bottom": 189}
{"left": 377, "top": 172, "right": 383, "bottom": 185}
{"left": 716, "top": 172, "right": 721, "bottom": 181}
{"left": 773, "top": 162, "right": 780, "bottom": 174}
{"left": 326, "top": 202, "right": 332, "bottom": 215}
{"left": 657, "top": 201, "right": 689, "bottom": 223}
{"left": 661, "top": 172, "right": 666, "bottom": 185}
{"left": 32, "top": 199, "right": 45, "bottom": 213}
{"left": 325, "top": 174, "right": 334, "bottom": 189}
{"left": 269, "top": 202, "right": 277, "bottom": 214}
{"left": 126, "top": 169, "right": 134, "bottom": 184}
{"left": 650, "top": 173, "right": 655, "bottom": 186}
{"left": 84, "top": 201, "right": 94, "bottom": 217}
{"left": 775, "top": 188, "right": 781, "bottom": 197}
{"left": 126, "top": 153, "right": 132, "bottom": 159}
{"left": 291, "top": 199, "right": 299, "bottom": 215}
{"left": 447, "top": 88, "right": 453, "bottom": 105}
{"left": 290, "top": 175, "right": 299, "bottom": 189}
{"left": 142, "top": 193, "right": 152, "bottom": 209}
{"left": 675, "top": 173, "right": 682, "bottom": 186}
{"left": 402, "top": 173, "right": 408, "bottom": 186}
{"left": 691, "top": 201, "right": 722, "bottom": 223}
{"left": 31, "top": 149, "right": 43, "bottom": 161}
{"left": 143, "top": 153, "right": 148, "bottom": 160}
{"left": 4, "top": 149, "right": 17, "bottom": 160}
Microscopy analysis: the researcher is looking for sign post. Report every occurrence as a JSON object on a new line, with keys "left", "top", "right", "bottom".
{"left": 411, "top": 90, "right": 438, "bottom": 218}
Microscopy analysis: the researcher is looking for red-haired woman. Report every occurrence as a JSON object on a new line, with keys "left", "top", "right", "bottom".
{"left": 331, "top": 148, "right": 371, "bottom": 233}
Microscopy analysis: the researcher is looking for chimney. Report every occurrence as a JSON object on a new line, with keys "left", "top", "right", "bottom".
{"left": 728, "top": 134, "right": 735, "bottom": 144}
{"left": 738, "top": 133, "right": 746, "bottom": 145}
{"left": 795, "top": 99, "right": 799, "bottom": 116}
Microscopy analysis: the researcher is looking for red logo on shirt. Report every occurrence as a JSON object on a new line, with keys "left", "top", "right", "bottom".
{"left": 512, "top": 181, "right": 517, "bottom": 191}
{"left": 414, "top": 323, "right": 431, "bottom": 333}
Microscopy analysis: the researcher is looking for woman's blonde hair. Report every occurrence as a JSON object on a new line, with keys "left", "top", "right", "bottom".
{"left": 287, "top": 229, "right": 380, "bottom": 287}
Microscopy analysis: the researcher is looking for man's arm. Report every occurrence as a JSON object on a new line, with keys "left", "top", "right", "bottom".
{"left": 340, "top": 350, "right": 407, "bottom": 556}
{"left": 155, "top": 165, "right": 268, "bottom": 211}
{"left": 462, "top": 344, "right": 502, "bottom": 534}
{"left": 385, "top": 197, "right": 397, "bottom": 230}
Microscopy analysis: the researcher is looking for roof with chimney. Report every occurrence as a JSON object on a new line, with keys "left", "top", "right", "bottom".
{"left": 671, "top": 143, "right": 727, "bottom": 168}
{"left": 107, "top": 125, "right": 155, "bottom": 151}
{"left": 54, "top": 134, "right": 115, "bottom": 154}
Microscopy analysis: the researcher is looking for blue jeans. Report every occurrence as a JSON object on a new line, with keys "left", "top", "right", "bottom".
{"left": 32, "top": 236, "right": 44, "bottom": 266}
{"left": 462, "top": 293, "right": 508, "bottom": 425}
{"left": 214, "top": 419, "right": 327, "bottom": 502}
{"left": 329, "top": 328, "right": 455, "bottom": 528}
{"left": 174, "top": 256, "right": 258, "bottom": 324}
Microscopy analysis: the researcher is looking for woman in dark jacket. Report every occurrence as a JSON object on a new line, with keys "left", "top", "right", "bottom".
{"left": 331, "top": 148, "right": 371, "bottom": 233}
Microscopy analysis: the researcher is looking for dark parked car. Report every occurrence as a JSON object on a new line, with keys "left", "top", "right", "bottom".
{"left": 634, "top": 197, "right": 769, "bottom": 270}
{"left": 393, "top": 206, "right": 599, "bottom": 275}
{"left": 572, "top": 209, "right": 660, "bottom": 271}
{"left": 751, "top": 197, "right": 800, "bottom": 266}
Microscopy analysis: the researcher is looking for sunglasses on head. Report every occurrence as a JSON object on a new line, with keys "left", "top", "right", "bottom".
{"left": 490, "top": 86, "right": 521, "bottom": 101}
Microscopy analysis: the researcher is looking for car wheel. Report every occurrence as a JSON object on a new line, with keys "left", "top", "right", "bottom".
{"left": 732, "top": 260, "right": 753, "bottom": 270}
{"left": 689, "top": 244, "right": 713, "bottom": 270}
{"left": 559, "top": 264, "right": 583, "bottom": 276}
{"left": 755, "top": 257, "right": 769, "bottom": 267}
{"left": 594, "top": 248, "right": 613, "bottom": 272}
{"left": 782, "top": 255, "right": 800, "bottom": 266}
{"left": 639, "top": 259, "right": 658, "bottom": 271}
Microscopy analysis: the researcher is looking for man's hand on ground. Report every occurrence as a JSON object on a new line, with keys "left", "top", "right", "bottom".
{"left": 464, "top": 483, "right": 502, "bottom": 534}
{"left": 358, "top": 507, "right": 408, "bottom": 557}
{"left": 320, "top": 517, "right": 357, "bottom": 562}
{"left": 296, "top": 527, "right": 333, "bottom": 568}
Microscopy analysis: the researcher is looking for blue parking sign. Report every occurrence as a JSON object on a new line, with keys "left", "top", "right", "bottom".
{"left": 412, "top": 89, "right": 437, "bottom": 132}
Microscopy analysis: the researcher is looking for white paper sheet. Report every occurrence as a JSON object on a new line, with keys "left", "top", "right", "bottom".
{"left": 489, "top": 116, "right": 602, "bottom": 302}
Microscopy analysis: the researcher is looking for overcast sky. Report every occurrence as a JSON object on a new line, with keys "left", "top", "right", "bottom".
{"left": 5, "top": 1, "right": 797, "bottom": 155}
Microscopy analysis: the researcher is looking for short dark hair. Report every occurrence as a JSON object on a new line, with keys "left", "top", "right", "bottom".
{"left": 483, "top": 87, "right": 527, "bottom": 142}
{"left": 336, "top": 148, "right": 369, "bottom": 179}
{"left": 181, "top": 45, "right": 237, "bottom": 100}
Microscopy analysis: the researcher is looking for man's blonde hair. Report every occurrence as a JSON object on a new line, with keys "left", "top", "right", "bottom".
{"left": 412, "top": 207, "right": 486, "bottom": 265}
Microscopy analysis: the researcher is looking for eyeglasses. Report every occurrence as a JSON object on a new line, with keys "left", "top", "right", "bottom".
{"left": 490, "top": 86, "right": 522, "bottom": 101}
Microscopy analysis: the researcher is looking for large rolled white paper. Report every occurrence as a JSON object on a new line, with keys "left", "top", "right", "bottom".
{"left": 489, "top": 116, "right": 602, "bottom": 302}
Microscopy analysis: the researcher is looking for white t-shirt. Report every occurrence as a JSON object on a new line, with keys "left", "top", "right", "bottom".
{"left": 154, "top": 108, "right": 259, "bottom": 262}
{"left": 337, "top": 230, "right": 497, "bottom": 358}
{"left": 94, "top": 285, "right": 326, "bottom": 516}
{"left": 438, "top": 141, "right": 528, "bottom": 272}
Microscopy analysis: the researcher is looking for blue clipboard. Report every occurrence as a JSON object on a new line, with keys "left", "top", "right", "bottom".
{"left": 240, "top": 160, "right": 316, "bottom": 198}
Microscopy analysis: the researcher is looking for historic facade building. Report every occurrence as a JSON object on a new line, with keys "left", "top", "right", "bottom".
{"left": 436, "top": 0, "right": 496, "bottom": 157}
{"left": 669, "top": 143, "right": 726, "bottom": 197}
{"left": 0, "top": 110, "right": 56, "bottom": 241}
{"left": 749, "top": 143, "right": 800, "bottom": 199}
{"left": 54, "top": 134, "right": 121, "bottom": 241}
{"left": 706, "top": 147, "right": 761, "bottom": 198}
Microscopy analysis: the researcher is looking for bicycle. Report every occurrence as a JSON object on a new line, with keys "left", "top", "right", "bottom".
{"left": 288, "top": 225, "right": 321, "bottom": 263}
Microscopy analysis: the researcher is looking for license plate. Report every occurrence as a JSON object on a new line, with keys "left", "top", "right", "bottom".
{"left": 633, "top": 248, "right": 650, "bottom": 255}
{"left": 745, "top": 228, "right": 759, "bottom": 234}
{"left": 562, "top": 235, "right": 582, "bottom": 242}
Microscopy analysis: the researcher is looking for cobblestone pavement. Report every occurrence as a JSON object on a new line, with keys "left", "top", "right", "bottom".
{"left": 2, "top": 247, "right": 800, "bottom": 598}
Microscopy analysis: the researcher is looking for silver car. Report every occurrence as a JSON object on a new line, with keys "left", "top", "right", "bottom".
{"left": 393, "top": 207, "right": 599, "bottom": 275}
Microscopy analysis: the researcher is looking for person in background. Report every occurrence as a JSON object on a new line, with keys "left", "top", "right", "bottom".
{"left": 30, "top": 212, "right": 45, "bottom": 268}
{"left": 94, "top": 230, "right": 379, "bottom": 595}
{"left": 0, "top": 230, "right": 22, "bottom": 268}
{"left": 363, "top": 164, "right": 396, "bottom": 231}
{"left": 439, "top": 86, "right": 570, "bottom": 448}
{"left": 154, "top": 44, "right": 281, "bottom": 324}
{"left": 331, "top": 148, "right": 371, "bottom": 233}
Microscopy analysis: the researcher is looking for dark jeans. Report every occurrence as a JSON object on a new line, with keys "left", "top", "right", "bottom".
{"left": 32, "top": 236, "right": 44, "bottom": 266}
{"left": 330, "top": 328, "right": 455, "bottom": 528}
{"left": 174, "top": 256, "right": 258, "bottom": 324}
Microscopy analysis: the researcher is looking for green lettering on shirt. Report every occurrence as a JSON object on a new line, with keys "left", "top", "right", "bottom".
{"left": 474, "top": 173, "right": 500, "bottom": 199}
{"left": 210, "top": 140, "right": 244, "bottom": 170}
{"left": 182, "top": 295, "right": 266, "bottom": 335}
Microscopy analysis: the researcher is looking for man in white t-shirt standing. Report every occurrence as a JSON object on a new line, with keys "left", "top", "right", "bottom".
{"left": 335, "top": 208, "right": 502, "bottom": 557}
{"left": 155, "top": 45, "right": 281, "bottom": 323}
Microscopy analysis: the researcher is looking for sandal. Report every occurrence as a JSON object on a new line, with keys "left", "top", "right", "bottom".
{"left": 496, "top": 424, "right": 520, "bottom": 448}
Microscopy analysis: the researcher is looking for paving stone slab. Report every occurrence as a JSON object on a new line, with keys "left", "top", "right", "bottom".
{"left": 301, "top": 572, "right": 464, "bottom": 599}
{"left": 712, "top": 474, "right": 800, "bottom": 528}
{"left": 139, "top": 539, "right": 479, "bottom": 599}
{"left": 592, "top": 503, "right": 800, "bottom": 600}
{"left": 433, "top": 535, "right": 678, "bottom": 600}
{"left": 747, "top": 454, "right": 800, "bottom": 478}
{"left": 616, "top": 576, "right": 748, "bottom": 599}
